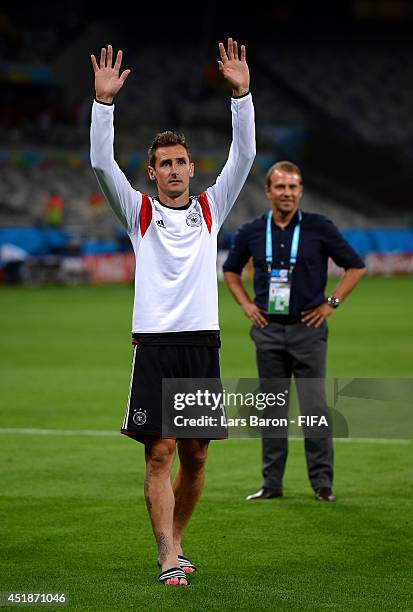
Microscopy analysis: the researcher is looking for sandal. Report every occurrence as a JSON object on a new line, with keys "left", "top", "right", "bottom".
{"left": 157, "top": 555, "right": 197, "bottom": 573}
{"left": 177, "top": 555, "right": 197, "bottom": 573}
{"left": 158, "top": 567, "right": 189, "bottom": 585}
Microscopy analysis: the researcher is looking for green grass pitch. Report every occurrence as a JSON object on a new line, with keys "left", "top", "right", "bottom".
{"left": 0, "top": 277, "right": 412, "bottom": 610}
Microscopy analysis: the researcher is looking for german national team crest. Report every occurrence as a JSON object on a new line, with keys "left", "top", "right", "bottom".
{"left": 186, "top": 212, "right": 202, "bottom": 227}
{"left": 133, "top": 410, "right": 146, "bottom": 426}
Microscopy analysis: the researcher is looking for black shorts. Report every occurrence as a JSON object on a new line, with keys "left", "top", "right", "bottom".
{"left": 120, "top": 340, "right": 226, "bottom": 443}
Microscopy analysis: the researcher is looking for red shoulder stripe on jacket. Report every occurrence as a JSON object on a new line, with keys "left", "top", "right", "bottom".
{"left": 198, "top": 192, "right": 212, "bottom": 234}
{"left": 139, "top": 194, "right": 152, "bottom": 237}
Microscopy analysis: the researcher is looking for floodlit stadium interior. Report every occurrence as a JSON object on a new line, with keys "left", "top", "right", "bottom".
{"left": 1, "top": 3, "right": 413, "bottom": 258}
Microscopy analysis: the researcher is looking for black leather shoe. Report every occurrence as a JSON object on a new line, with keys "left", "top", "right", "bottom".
{"left": 246, "top": 487, "right": 283, "bottom": 500}
{"left": 315, "top": 487, "right": 336, "bottom": 502}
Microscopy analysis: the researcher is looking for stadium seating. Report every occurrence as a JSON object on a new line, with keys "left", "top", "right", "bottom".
{"left": 1, "top": 27, "right": 412, "bottom": 250}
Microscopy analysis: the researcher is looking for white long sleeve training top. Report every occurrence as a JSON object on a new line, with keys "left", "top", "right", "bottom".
{"left": 90, "top": 94, "right": 255, "bottom": 334}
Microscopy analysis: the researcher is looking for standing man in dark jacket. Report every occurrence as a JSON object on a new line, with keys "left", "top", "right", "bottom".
{"left": 223, "top": 161, "right": 365, "bottom": 502}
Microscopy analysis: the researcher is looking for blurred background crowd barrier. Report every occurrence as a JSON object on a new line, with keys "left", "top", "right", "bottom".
{"left": 1, "top": 0, "right": 413, "bottom": 284}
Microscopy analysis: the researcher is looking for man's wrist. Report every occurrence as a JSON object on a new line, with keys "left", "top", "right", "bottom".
{"left": 240, "top": 298, "right": 253, "bottom": 310}
{"left": 232, "top": 87, "right": 250, "bottom": 98}
{"left": 95, "top": 96, "right": 114, "bottom": 105}
{"left": 326, "top": 295, "right": 340, "bottom": 309}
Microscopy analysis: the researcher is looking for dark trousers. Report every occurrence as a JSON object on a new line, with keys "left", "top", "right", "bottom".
{"left": 250, "top": 320, "right": 333, "bottom": 493}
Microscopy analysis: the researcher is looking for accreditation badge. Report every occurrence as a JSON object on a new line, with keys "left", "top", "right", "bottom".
{"left": 268, "top": 268, "right": 291, "bottom": 314}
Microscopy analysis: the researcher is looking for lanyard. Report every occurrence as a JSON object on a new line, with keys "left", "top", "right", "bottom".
{"left": 266, "top": 209, "right": 302, "bottom": 272}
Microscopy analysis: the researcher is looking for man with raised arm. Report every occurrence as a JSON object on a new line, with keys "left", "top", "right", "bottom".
{"left": 90, "top": 40, "right": 255, "bottom": 585}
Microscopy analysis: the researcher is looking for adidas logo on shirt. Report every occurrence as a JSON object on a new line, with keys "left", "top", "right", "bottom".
{"left": 156, "top": 219, "right": 166, "bottom": 228}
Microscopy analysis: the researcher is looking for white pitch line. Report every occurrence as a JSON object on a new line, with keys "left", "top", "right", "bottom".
{"left": 0, "top": 428, "right": 411, "bottom": 444}
{"left": 332, "top": 437, "right": 412, "bottom": 445}
{"left": 0, "top": 428, "right": 118, "bottom": 437}
{"left": 228, "top": 437, "right": 413, "bottom": 445}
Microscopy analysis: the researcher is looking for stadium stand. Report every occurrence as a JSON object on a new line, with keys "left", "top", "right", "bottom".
{"left": 1, "top": 8, "right": 412, "bottom": 281}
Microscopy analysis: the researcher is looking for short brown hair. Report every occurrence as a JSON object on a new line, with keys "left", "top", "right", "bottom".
{"left": 148, "top": 131, "right": 192, "bottom": 168}
{"left": 265, "top": 161, "right": 303, "bottom": 188}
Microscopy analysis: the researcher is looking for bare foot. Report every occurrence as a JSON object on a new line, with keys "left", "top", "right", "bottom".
{"left": 165, "top": 577, "right": 188, "bottom": 586}
{"left": 160, "top": 557, "right": 189, "bottom": 586}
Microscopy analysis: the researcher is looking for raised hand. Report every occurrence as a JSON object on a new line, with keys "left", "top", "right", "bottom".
{"left": 91, "top": 45, "right": 131, "bottom": 104}
{"left": 218, "top": 38, "right": 250, "bottom": 97}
